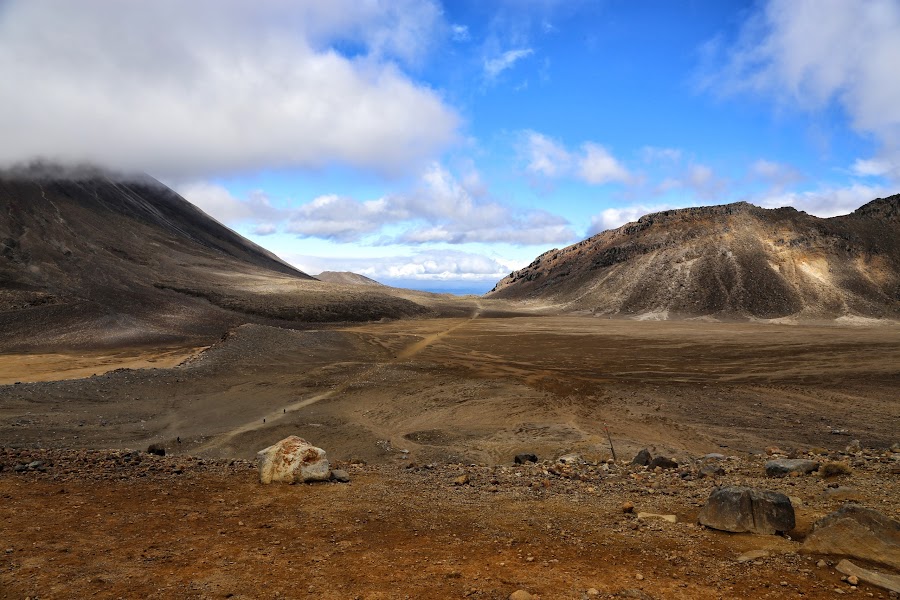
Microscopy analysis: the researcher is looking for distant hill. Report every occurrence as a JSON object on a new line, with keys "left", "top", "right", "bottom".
{"left": 0, "top": 166, "right": 428, "bottom": 349}
{"left": 315, "top": 271, "right": 385, "bottom": 287}
{"left": 487, "top": 197, "right": 900, "bottom": 320}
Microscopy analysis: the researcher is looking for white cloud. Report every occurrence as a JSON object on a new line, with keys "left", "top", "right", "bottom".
{"left": 522, "top": 131, "right": 630, "bottom": 186}
{"left": 578, "top": 143, "right": 631, "bottom": 184}
{"left": 523, "top": 132, "right": 572, "bottom": 178}
{"left": 688, "top": 164, "right": 713, "bottom": 187}
{"left": 641, "top": 146, "right": 683, "bottom": 164}
{"left": 749, "top": 159, "right": 803, "bottom": 190}
{"left": 0, "top": 0, "right": 458, "bottom": 178}
{"left": 183, "top": 162, "right": 576, "bottom": 246}
{"left": 177, "top": 182, "right": 255, "bottom": 223}
{"left": 754, "top": 183, "right": 892, "bottom": 217}
{"left": 177, "top": 182, "right": 282, "bottom": 227}
{"left": 706, "top": 0, "right": 900, "bottom": 180}
{"left": 286, "top": 250, "right": 521, "bottom": 283}
{"left": 451, "top": 24, "right": 471, "bottom": 42}
{"left": 587, "top": 203, "right": 681, "bottom": 235}
{"left": 851, "top": 158, "right": 897, "bottom": 178}
{"left": 484, "top": 48, "right": 534, "bottom": 79}
{"left": 253, "top": 223, "right": 278, "bottom": 236}
{"left": 645, "top": 162, "right": 725, "bottom": 199}
{"left": 588, "top": 181, "right": 888, "bottom": 238}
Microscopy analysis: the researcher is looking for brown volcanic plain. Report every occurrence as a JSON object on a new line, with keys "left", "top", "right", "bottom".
{"left": 1, "top": 172, "right": 899, "bottom": 599}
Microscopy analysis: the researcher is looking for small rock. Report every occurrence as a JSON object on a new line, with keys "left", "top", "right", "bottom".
{"left": 820, "top": 461, "right": 852, "bottom": 477}
{"left": 635, "top": 573, "right": 644, "bottom": 581}
{"left": 637, "top": 512, "right": 676, "bottom": 523}
{"left": 509, "top": 590, "right": 534, "bottom": 600}
{"left": 515, "top": 453, "right": 538, "bottom": 465}
{"left": 817, "top": 559, "right": 828, "bottom": 568}
{"left": 631, "top": 449, "right": 652, "bottom": 466}
{"left": 558, "top": 453, "right": 582, "bottom": 465}
{"left": 586, "top": 589, "right": 600, "bottom": 597}
{"left": 765, "top": 458, "right": 820, "bottom": 477}
{"left": 737, "top": 549, "right": 770, "bottom": 563}
{"left": 703, "top": 453, "right": 726, "bottom": 460}
{"left": 823, "top": 487, "right": 863, "bottom": 502}
{"left": 147, "top": 443, "right": 166, "bottom": 457}
{"left": 847, "top": 575, "right": 859, "bottom": 586}
{"left": 621, "top": 501, "right": 635, "bottom": 514}
{"left": 454, "top": 474, "right": 470, "bottom": 486}
{"left": 648, "top": 456, "right": 678, "bottom": 470}
{"left": 330, "top": 469, "right": 350, "bottom": 483}
{"left": 698, "top": 463, "right": 725, "bottom": 478}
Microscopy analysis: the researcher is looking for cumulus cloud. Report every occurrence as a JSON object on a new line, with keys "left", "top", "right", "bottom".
{"left": 643, "top": 161, "right": 726, "bottom": 200}
{"left": 180, "top": 162, "right": 576, "bottom": 247}
{"left": 748, "top": 159, "right": 803, "bottom": 191}
{"left": 705, "top": 0, "right": 900, "bottom": 180}
{"left": 0, "top": 0, "right": 458, "bottom": 178}
{"left": 754, "top": 183, "right": 892, "bottom": 217}
{"left": 286, "top": 250, "right": 522, "bottom": 283}
{"left": 587, "top": 203, "right": 681, "bottom": 235}
{"left": 578, "top": 143, "right": 631, "bottom": 185}
{"left": 851, "top": 158, "right": 898, "bottom": 178}
{"left": 176, "top": 182, "right": 281, "bottom": 225}
{"left": 522, "top": 131, "right": 630, "bottom": 185}
{"left": 484, "top": 48, "right": 534, "bottom": 79}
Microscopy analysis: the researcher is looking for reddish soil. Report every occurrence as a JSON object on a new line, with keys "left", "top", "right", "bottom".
{"left": 2, "top": 446, "right": 899, "bottom": 600}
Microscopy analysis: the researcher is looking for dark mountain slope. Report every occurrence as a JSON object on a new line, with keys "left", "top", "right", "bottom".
{"left": 0, "top": 169, "right": 427, "bottom": 349}
{"left": 487, "top": 197, "right": 900, "bottom": 320}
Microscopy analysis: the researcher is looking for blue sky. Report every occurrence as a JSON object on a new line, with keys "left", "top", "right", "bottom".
{"left": 2, "top": 1, "right": 899, "bottom": 293}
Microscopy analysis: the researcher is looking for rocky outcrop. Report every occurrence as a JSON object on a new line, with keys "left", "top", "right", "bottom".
{"left": 765, "top": 458, "right": 820, "bottom": 477}
{"left": 802, "top": 505, "right": 900, "bottom": 570}
{"left": 486, "top": 196, "right": 900, "bottom": 321}
{"left": 698, "top": 486, "right": 795, "bottom": 534}
{"left": 836, "top": 560, "right": 900, "bottom": 594}
{"left": 257, "top": 436, "right": 331, "bottom": 484}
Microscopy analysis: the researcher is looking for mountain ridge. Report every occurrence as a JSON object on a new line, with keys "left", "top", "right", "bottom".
{"left": 487, "top": 196, "right": 900, "bottom": 321}
{"left": 0, "top": 169, "right": 431, "bottom": 349}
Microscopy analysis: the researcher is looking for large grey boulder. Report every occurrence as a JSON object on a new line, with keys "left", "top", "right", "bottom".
{"left": 765, "top": 458, "right": 820, "bottom": 477}
{"left": 698, "top": 486, "right": 795, "bottom": 534}
{"left": 257, "top": 436, "right": 331, "bottom": 484}
{"left": 801, "top": 505, "right": 900, "bottom": 570}
{"left": 631, "top": 449, "right": 652, "bottom": 466}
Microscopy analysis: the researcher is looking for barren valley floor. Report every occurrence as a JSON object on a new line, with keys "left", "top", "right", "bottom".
{"left": 1, "top": 314, "right": 898, "bottom": 464}
{"left": 1, "top": 313, "right": 899, "bottom": 599}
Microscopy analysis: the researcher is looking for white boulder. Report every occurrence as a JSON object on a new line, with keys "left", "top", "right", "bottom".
{"left": 257, "top": 436, "right": 331, "bottom": 484}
